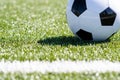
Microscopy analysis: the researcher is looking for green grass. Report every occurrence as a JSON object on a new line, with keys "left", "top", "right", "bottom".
{"left": 0, "top": 0, "right": 120, "bottom": 79}
{"left": 0, "top": 72, "right": 120, "bottom": 80}
{"left": 0, "top": 0, "right": 120, "bottom": 61}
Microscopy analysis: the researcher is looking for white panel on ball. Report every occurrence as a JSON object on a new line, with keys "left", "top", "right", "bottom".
{"left": 109, "top": 0, "right": 120, "bottom": 13}
{"left": 111, "top": 16, "right": 120, "bottom": 33}
{"left": 67, "top": 0, "right": 74, "bottom": 9}
{"left": 67, "top": 9, "right": 100, "bottom": 34}
{"left": 75, "top": 10, "right": 101, "bottom": 33}
{"left": 92, "top": 26, "right": 115, "bottom": 41}
{"left": 86, "top": 0, "right": 108, "bottom": 13}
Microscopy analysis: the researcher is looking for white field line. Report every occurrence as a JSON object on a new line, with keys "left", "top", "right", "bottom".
{"left": 0, "top": 60, "right": 120, "bottom": 73}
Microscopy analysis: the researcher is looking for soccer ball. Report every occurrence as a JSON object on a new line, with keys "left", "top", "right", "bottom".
{"left": 66, "top": 0, "right": 120, "bottom": 41}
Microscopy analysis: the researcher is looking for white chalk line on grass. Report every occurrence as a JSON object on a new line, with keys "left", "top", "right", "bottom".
{"left": 0, "top": 60, "right": 120, "bottom": 73}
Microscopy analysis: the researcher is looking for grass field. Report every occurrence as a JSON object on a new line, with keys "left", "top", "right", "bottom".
{"left": 0, "top": 0, "right": 120, "bottom": 79}
{"left": 0, "top": 72, "right": 120, "bottom": 80}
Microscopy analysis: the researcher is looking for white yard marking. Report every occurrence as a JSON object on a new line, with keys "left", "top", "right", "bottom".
{"left": 0, "top": 60, "right": 120, "bottom": 73}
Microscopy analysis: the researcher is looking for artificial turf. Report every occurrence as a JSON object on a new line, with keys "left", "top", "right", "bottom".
{"left": 0, "top": 0, "right": 120, "bottom": 61}
{"left": 0, "top": 72, "right": 120, "bottom": 80}
{"left": 0, "top": 0, "right": 120, "bottom": 79}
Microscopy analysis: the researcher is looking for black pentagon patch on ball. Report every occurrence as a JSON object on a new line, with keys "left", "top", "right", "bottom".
{"left": 100, "top": 7, "right": 116, "bottom": 26}
{"left": 71, "top": 0, "right": 87, "bottom": 17}
{"left": 76, "top": 29, "right": 93, "bottom": 40}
